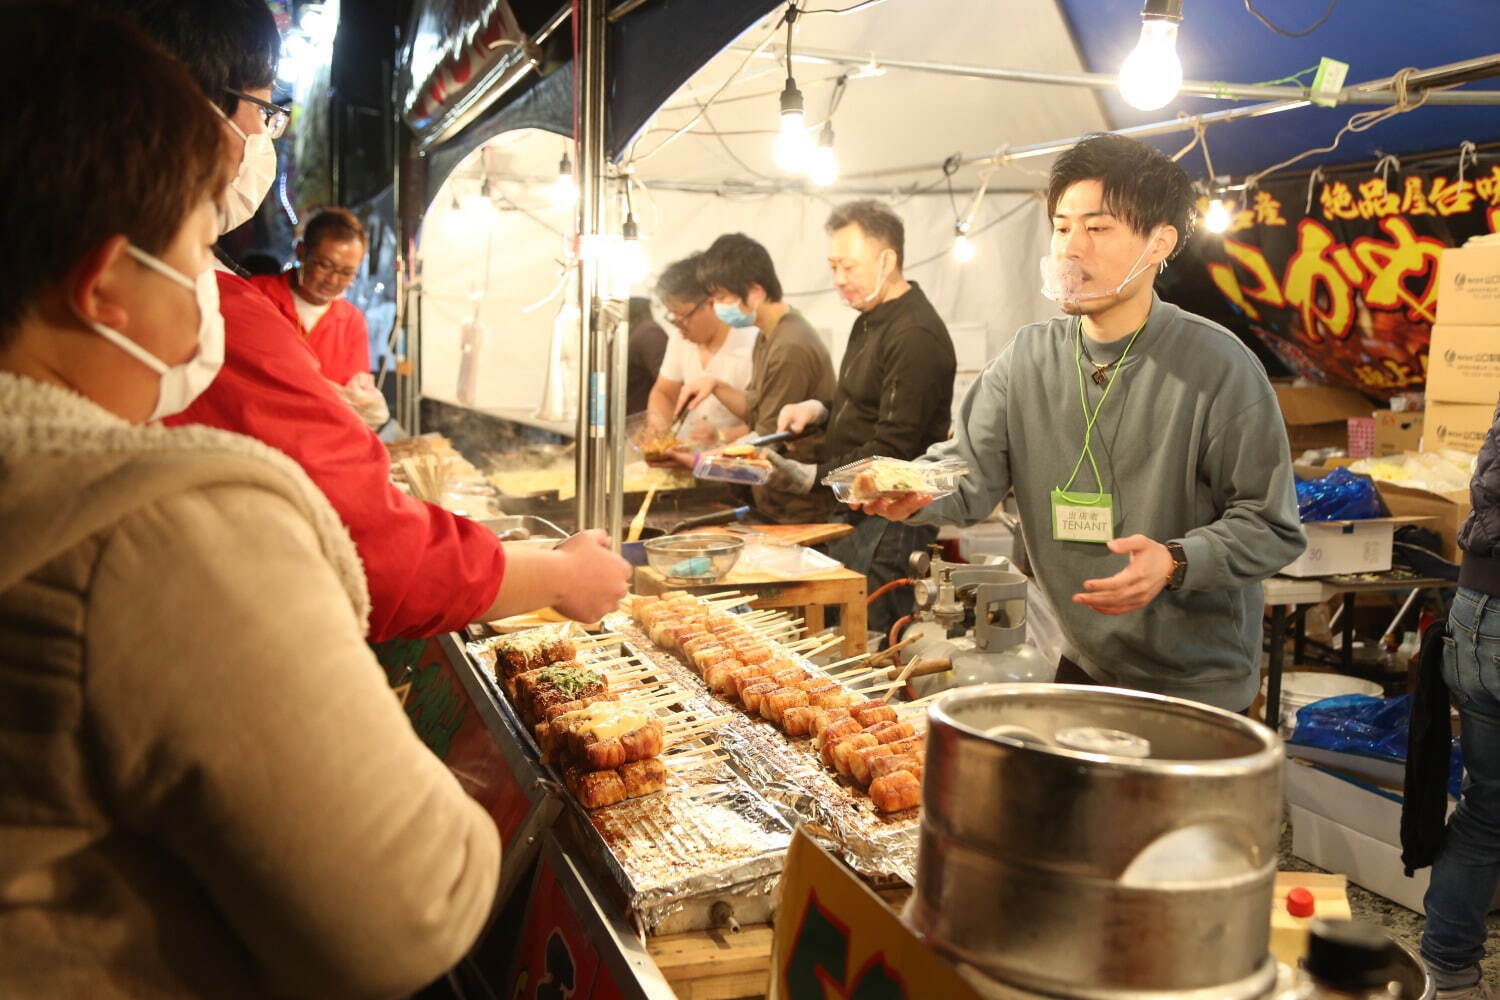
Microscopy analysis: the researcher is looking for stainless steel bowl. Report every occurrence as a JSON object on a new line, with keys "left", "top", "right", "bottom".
{"left": 910, "top": 683, "right": 1285, "bottom": 999}
{"left": 642, "top": 532, "right": 744, "bottom": 584}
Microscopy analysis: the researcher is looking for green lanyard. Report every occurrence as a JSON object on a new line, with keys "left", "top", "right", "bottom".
{"left": 1057, "top": 316, "right": 1148, "bottom": 502}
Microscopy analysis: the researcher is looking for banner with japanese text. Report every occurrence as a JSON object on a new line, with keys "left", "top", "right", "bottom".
{"left": 1200, "top": 155, "right": 1500, "bottom": 398}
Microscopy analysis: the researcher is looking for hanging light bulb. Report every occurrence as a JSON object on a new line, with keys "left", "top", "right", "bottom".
{"left": 1117, "top": 0, "right": 1184, "bottom": 112}
{"left": 617, "top": 215, "right": 650, "bottom": 289}
{"left": 807, "top": 123, "right": 839, "bottom": 187}
{"left": 549, "top": 151, "right": 578, "bottom": 210}
{"left": 773, "top": 77, "right": 813, "bottom": 174}
{"left": 298, "top": 4, "right": 336, "bottom": 48}
{"left": 1204, "top": 197, "right": 1232, "bottom": 234}
{"left": 444, "top": 184, "right": 495, "bottom": 242}
{"left": 951, "top": 221, "right": 977, "bottom": 264}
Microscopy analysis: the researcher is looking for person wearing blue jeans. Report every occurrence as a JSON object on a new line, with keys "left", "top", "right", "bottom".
{"left": 1423, "top": 588, "right": 1500, "bottom": 997}
{"left": 1423, "top": 406, "right": 1500, "bottom": 999}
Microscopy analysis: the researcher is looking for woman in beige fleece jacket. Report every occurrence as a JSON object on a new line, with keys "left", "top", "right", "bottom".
{"left": 0, "top": 9, "right": 499, "bottom": 998}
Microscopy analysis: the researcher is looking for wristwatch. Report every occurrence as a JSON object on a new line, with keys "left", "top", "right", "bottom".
{"left": 1164, "top": 541, "right": 1188, "bottom": 591}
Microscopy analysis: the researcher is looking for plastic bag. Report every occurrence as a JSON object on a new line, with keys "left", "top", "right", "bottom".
{"left": 1290, "top": 693, "right": 1462, "bottom": 798}
{"left": 1296, "top": 467, "right": 1383, "bottom": 522}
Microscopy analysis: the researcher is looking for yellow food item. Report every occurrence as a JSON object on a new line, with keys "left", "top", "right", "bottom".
{"left": 555, "top": 703, "right": 653, "bottom": 742}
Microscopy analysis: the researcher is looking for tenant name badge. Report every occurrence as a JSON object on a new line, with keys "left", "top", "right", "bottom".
{"left": 1051, "top": 488, "right": 1114, "bottom": 544}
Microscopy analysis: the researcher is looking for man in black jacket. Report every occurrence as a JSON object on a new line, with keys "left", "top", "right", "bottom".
{"left": 1420, "top": 404, "right": 1500, "bottom": 999}
{"left": 771, "top": 200, "right": 957, "bottom": 637}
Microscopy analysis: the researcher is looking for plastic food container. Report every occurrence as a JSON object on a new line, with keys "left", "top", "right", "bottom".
{"left": 695, "top": 452, "right": 774, "bottom": 486}
{"left": 642, "top": 532, "right": 745, "bottom": 583}
{"left": 822, "top": 456, "right": 969, "bottom": 503}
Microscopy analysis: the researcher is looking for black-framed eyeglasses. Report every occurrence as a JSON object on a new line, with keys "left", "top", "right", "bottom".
{"left": 666, "top": 298, "right": 709, "bottom": 328}
{"left": 226, "top": 89, "right": 291, "bottom": 140}
{"left": 305, "top": 253, "right": 359, "bottom": 280}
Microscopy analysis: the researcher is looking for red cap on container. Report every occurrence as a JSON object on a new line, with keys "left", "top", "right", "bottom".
{"left": 1286, "top": 887, "right": 1316, "bottom": 918}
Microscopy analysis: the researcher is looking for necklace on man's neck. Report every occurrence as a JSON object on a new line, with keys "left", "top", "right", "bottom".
{"left": 1078, "top": 337, "right": 1118, "bottom": 386}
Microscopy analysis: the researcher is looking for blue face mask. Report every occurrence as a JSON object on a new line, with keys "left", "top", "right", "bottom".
{"left": 714, "top": 300, "right": 758, "bottom": 328}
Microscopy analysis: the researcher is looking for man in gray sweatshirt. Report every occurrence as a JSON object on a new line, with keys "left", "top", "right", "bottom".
{"left": 862, "top": 133, "right": 1305, "bottom": 712}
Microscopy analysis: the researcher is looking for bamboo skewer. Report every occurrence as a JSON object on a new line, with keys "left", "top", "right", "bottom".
{"left": 822, "top": 652, "right": 871, "bottom": 673}
{"left": 587, "top": 655, "right": 638, "bottom": 669}
{"left": 666, "top": 711, "right": 737, "bottom": 729}
{"left": 612, "top": 679, "right": 666, "bottom": 694}
{"left": 789, "top": 634, "right": 843, "bottom": 658}
{"left": 828, "top": 666, "right": 882, "bottom": 683}
{"left": 698, "top": 591, "right": 744, "bottom": 602}
{"left": 573, "top": 633, "right": 623, "bottom": 647}
{"left": 849, "top": 678, "right": 907, "bottom": 696}
{"left": 666, "top": 715, "right": 737, "bottom": 736}
{"left": 664, "top": 745, "right": 729, "bottom": 760}
{"left": 869, "top": 656, "right": 926, "bottom": 704}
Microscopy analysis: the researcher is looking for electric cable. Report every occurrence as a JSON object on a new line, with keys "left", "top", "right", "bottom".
{"left": 628, "top": 9, "right": 788, "bottom": 165}
{"left": 1244, "top": 67, "right": 1449, "bottom": 189}
{"left": 782, "top": 193, "right": 1038, "bottom": 296}
{"left": 798, "top": 0, "right": 893, "bottom": 15}
{"left": 1244, "top": 0, "right": 1338, "bottom": 38}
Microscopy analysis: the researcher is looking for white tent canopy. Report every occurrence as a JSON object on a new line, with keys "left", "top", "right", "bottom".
{"left": 419, "top": 0, "right": 1120, "bottom": 422}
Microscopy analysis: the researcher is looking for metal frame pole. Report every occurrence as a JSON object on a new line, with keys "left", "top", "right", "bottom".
{"left": 574, "top": 0, "right": 610, "bottom": 532}
{"left": 840, "top": 52, "right": 1500, "bottom": 181}
{"left": 736, "top": 44, "right": 1500, "bottom": 107}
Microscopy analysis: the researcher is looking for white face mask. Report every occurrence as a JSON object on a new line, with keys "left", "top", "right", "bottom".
{"left": 214, "top": 106, "right": 277, "bottom": 235}
{"left": 87, "top": 246, "right": 226, "bottom": 422}
{"left": 1040, "top": 227, "right": 1164, "bottom": 307}
{"left": 859, "top": 251, "right": 892, "bottom": 307}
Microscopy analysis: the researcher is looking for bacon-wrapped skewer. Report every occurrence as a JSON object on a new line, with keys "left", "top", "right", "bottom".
{"left": 831, "top": 733, "right": 880, "bottom": 775}
{"left": 870, "top": 751, "right": 924, "bottom": 783}
{"left": 740, "top": 679, "right": 780, "bottom": 714}
{"left": 761, "top": 687, "right": 811, "bottom": 726}
{"left": 869, "top": 768, "right": 921, "bottom": 813}
{"left": 849, "top": 735, "right": 923, "bottom": 786}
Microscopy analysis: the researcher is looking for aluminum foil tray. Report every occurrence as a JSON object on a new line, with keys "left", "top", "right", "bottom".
{"left": 573, "top": 768, "right": 790, "bottom": 935}
{"left": 605, "top": 613, "right": 920, "bottom": 884}
{"left": 464, "top": 627, "right": 793, "bottom": 935}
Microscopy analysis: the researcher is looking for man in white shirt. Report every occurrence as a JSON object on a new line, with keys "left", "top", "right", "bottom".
{"left": 645, "top": 253, "right": 755, "bottom": 444}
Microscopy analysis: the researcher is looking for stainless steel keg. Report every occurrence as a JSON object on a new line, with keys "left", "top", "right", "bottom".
{"left": 909, "top": 684, "right": 1285, "bottom": 999}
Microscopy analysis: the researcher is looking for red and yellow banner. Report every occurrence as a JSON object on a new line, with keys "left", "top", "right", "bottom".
{"left": 1200, "top": 158, "right": 1500, "bottom": 398}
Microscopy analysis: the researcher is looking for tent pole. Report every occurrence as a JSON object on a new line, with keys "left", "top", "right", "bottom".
{"left": 575, "top": 0, "right": 611, "bottom": 534}
{"left": 843, "top": 51, "right": 1500, "bottom": 181}
{"left": 737, "top": 43, "right": 1500, "bottom": 107}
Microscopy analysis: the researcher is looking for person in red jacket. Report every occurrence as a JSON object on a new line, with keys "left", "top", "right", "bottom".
{"left": 249, "top": 207, "right": 389, "bottom": 428}
{"left": 113, "top": 0, "right": 630, "bottom": 643}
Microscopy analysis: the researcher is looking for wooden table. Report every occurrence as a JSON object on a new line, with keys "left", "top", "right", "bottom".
{"left": 635, "top": 563, "right": 869, "bottom": 657}
{"left": 680, "top": 521, "right": 855, "bottom": 547}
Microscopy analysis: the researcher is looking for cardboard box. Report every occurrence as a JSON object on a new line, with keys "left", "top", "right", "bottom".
{"left": 1426, "top": 324, "right": 1500, "bottom": 405}
{"left": 1284, "top": 762, "right": 1500, "bottom": 915}
{"left": 1281, "top": 516, "right": 1433, "bottom": 577}
{"left": 1376, "top": 479, "right": 1471, "bottom": 562}
{"left": 1437, "top": 244, "right": 1500, "bottom": 325}
{"left": 1372, "top": 410, "right": 1424, "bottom": 457}
{"left": 1287, "top": 761, "right": 1436, "bottom": 914}
{"left": 1275, "top": 383, "right": 1375, "bottom": 454}
{"left": 1423, "top": 400, "right": 1494, "bottom": 455}
{"left": 1290, "top": 805, "right": 1431, "bottom": 913}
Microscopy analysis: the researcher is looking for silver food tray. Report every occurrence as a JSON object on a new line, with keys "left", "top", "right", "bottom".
{"left": 463, "top": 629, "right": 793, "bottom": 935}
{"left": 605, "top": 613, "right": 921, "bottom": 884}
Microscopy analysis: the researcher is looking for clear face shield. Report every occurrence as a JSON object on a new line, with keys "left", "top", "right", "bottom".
{"left": 1040, "top": 227, "right": 1164, "bottom": 307}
